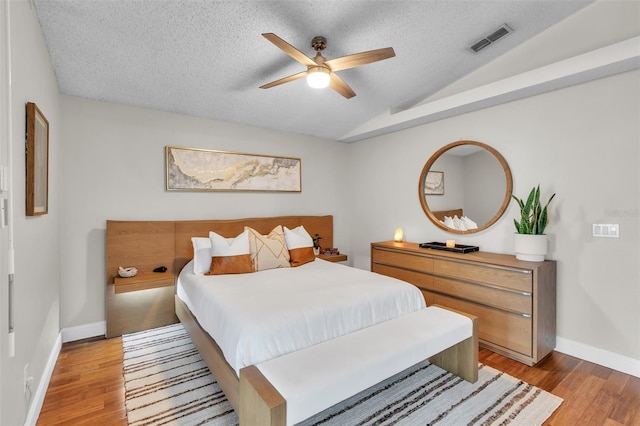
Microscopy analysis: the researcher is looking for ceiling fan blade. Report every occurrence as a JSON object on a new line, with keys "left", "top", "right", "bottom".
{"left": 329, "top": 73, "right": 356, "bottom": 99}
{"left": 260, "top": 71, "right": 308, "bottom": 89}
{"left": 262, "top": 33, "right": 317, "bottom": 67}
{"left": 324, "top": 47, "right": 395, "bottom": 72}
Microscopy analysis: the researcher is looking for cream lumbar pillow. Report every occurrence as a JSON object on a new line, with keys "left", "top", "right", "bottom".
{"left": 283, "top": 225, "right": 316, "bottom": 267}
{"left": 245, "top": 226, "right": 290, "bottom": 271}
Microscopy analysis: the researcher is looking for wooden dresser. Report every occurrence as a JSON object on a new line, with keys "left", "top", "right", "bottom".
{"left": 371, "top": 241, "right": 556, "bottom": 366}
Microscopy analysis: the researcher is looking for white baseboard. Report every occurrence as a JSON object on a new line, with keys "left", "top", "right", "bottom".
{"left": 25, "top": 322, "right": 106, "bottom": 424}
{"left": 61, "top": 321, "right": 106, "bottom": 343}
{"left": 556, "top": 336, "right": 640, "bottom": 378}
{"left": 24, "top": 333, "right": 62, "bottom": 426}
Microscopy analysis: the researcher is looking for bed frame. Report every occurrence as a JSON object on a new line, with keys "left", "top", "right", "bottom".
{"left": 432, "top": 208, "right": 463, "bottom": 221}
{"left": 106, "top": 215, "right": 477, "bottom": 425}
{"left": 106, "top": 215, "right": 334, "bottom": 283}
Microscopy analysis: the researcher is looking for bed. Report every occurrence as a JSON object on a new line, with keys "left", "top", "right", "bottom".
{"left": 106, "top": 215, "right": 477, "bottom": 425}
{"left": 177, "top": 258, "right": 425, "bottom": 376}
{"left": 432, "top": 208, "right": 464, "bottom": 221}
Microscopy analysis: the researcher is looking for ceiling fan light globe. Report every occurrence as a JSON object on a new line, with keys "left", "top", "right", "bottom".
{"left": 307, "top": 67, "right": 330, "bottom": 89}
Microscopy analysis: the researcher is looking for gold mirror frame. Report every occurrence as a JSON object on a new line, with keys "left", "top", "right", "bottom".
{"left": 418, "top": 140, "right": 513, "bottom": 235}
{"left": 26, "top": 102, "right": 49, "bottom": 216}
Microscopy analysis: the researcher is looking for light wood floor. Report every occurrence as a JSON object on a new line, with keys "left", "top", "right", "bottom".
{"left": 37, "top": 337, "right": 640, "bottom": 425}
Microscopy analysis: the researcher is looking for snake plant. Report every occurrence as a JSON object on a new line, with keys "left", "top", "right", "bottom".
{"left": 512, "top": 185, "right": 556, "bottom": 235}
{"left": 312, "top": 233, "right": 322, "bottom": 249}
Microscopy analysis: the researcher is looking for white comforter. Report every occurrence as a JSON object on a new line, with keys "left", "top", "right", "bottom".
{"left": 177, "top": 259, "right": 425, "bottom": 375}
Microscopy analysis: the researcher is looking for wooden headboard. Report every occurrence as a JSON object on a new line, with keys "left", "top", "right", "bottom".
{"left": 432, "top": 208, "right": 463, "bottom": 221}
{"left": 106, "top": 215, "right": 334, "bottom": 284}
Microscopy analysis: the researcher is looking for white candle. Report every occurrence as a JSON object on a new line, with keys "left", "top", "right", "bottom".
{"left": 446, "top": 239, "right": 456, "bottom": 248}
{"left": 394, "top": 228, "right": 404, "bottom": 242}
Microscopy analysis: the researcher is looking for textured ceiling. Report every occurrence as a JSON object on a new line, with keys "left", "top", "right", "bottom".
{"left": 33, "top": 0, "right": 591, "bottom": 141}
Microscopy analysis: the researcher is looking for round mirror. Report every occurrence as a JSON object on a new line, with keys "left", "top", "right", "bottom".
{"left": 418, "top": 140, "right": 513, "bottom": 234}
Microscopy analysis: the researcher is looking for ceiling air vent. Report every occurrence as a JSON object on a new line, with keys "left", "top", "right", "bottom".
{"left": 469, "top": 24, "right": 513, "bottom": 53}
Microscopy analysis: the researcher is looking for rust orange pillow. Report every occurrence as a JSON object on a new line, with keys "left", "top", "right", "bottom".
{"left": 289, "top": 247, "right": 315, "bottom": 267}
{"left": 207, "top": 254, "right": 254, "bottom": 275}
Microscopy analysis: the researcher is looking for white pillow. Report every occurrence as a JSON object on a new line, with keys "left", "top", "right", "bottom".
{"left": 209, "top": 229, "right": 250, "bottom": 256}
{"left": 462, "top": 216, "right": 478, "bottom": 230}
{"left": 283, "top": 225, "right": 314, "bottom": 249}
{"left": 191, "top": 237, "right": 212, "bottom": 275}
{"left": 453, "top": 215, "right": 467, "bottom": 231}
{"left": 443, "top": 216, "right": 455, "bottom": 229}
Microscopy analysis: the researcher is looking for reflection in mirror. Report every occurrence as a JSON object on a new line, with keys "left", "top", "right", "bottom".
{"left": 418, "top": 140, "right": 512, "bottom": 235}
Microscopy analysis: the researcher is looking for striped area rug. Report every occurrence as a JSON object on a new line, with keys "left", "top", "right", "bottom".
{"left": 123, "top": 324, "right": 237, "bottom": 425}
{"left": 123, "top": 324, "right": 562, "bottom": 426}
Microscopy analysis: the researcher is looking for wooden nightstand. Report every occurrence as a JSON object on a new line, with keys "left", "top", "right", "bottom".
{"left": 106, "top": 220, "right": 179, "bottom": 338}
{"left": 113, "top": 272, "right": 175, "bottom": 293}
{"left": 317, "top": 253, "right": 348, "bottom": 262}
{"left": 106, "top": 272, "right": 177, "bottom": 338}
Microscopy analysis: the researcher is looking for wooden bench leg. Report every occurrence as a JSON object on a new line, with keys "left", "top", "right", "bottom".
{"left": 239, "top": 365, "right": 287, "bottom": 426}
{"left": 429, "top": 315, "right": 479, "bottom": 383}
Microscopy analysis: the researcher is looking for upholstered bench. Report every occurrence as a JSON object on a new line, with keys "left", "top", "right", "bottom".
{"left": 239, "top": 305, "right": 478, "bottom": 426}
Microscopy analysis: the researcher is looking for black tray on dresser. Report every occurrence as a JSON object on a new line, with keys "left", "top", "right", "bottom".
{"left": 419, "top": 241, "right": 479, "bottom": 254}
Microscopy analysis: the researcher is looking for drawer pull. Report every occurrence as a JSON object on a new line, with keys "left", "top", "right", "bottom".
{"left": 522, "top": 313, "right": 532, "bottom": 318}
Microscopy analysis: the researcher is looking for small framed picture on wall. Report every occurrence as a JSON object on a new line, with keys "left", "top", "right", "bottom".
{"left": 424, "top": 171, "right": 444, "bottom": 195}
{"left": 26, "top": 102, "right": 49, "bottom": 216}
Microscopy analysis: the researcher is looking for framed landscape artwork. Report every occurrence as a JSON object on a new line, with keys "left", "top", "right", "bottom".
{"left": 165, "top": 146, "right": 301, "bottom": 192}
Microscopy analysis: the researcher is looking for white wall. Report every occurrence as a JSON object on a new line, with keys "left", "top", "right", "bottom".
{"left": 0, "top": 1, "right": 61, "bottom": 425}
{"left": 348, "top": 69, "right": 640, "bottom": 361}
{"left": 59, "top": 96, "right": 351, "bottom": 328}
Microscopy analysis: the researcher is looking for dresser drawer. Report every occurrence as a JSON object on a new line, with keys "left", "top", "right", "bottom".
{"left": 372, "top": 248, "right": 433, "bottom": 274}
{"left": 372, "top": 263, "right": 433, "bottom": 291}
{"left": 433, "top": 277, "right": 531, "bottom": 315}
{"left": 431, "top": 293, "right": 532, "bottom": 357}
{"left": 434, "top": 259, "right": 532, "bottom": 293}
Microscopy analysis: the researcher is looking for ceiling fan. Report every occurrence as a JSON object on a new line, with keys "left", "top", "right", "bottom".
{"left": 259, "top": 33, "right": 395, "bottom": 99}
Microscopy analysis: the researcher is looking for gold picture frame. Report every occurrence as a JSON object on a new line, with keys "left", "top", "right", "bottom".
{"left": 165, "top": 146, "right": 301, "bottom": 192}
{"left": 26, "top": 102, "right": 49, "bottom": 216}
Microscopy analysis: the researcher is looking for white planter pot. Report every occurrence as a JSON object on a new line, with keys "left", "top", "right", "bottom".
{"left": 313, "top": 247, "right": 320, "bottom": 255}
{"left": 514, "top": 234, "right": 548, "bottom": 262}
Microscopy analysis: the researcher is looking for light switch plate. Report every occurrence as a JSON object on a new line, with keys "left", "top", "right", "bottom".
{"left": 592, "top": 224, "right": 619, "bottom": 238}
{"left": 0, "top": 165, "right": 7, "bottom": 192}
{"left": 1, "top": 198, "right": 6, "bottom": 228}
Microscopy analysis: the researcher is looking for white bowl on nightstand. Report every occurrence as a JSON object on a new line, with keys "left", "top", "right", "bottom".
{"left": 118, "top": 266, "right": 138, "bottom": 278}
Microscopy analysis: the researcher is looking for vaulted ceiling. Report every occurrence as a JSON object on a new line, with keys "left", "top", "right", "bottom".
{"left": 33, "top": 0, "right": 592, "bottom": 141}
